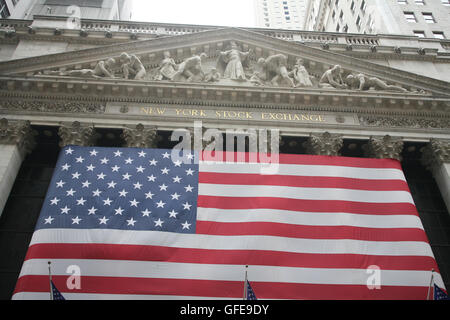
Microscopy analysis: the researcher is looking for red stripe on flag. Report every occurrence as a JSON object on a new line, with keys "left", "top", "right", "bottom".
{"left": 197, "top": 196, "right": 419, "bottom": 215}
{"left": 24, "top": 243, "right": 438, "bottom": 271}
{"left": 195, "top": 221, "right": 429, "bottom": 242}
{"left": 199, "top": 172, "right": 410, "bottom": 191}
{"left": 200, "top": 152, "right": 402, "bottom": 169}
{"left": 14, "top": 274, "right": 430, "bottom": 300}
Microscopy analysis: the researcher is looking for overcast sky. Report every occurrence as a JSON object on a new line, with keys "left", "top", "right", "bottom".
{"left": 131, "top": 0, "right": 256, "bottom": 27}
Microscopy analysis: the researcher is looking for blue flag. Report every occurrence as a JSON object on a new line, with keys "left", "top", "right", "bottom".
{"left": 434, "top": 284, "right": 449, "bottom": 300}
{"left": 51, "top": 281, "right": 65, "bottom": 300}
{"left": 246, "top": 280, "right": 257, "bottom": 300}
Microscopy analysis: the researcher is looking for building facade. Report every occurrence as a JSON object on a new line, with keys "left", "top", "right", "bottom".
{"left": 304, "top": 0, "right": 450, "bottom": 37}
{"left": 0, "top": 13, "right": 449, "bottom": 299}
{"left": 254, "top": 0, "right": 308, "bottom": 29}
{"left": 7, "top": 0, "right": 133, "bottom": 21}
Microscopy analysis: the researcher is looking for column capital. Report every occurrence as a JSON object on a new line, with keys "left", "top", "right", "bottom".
{"left": 121, "top": 123, "right": 159, "bottom": 148}
{"left": 305, "top": 132, "right": 343, "bottom": 156}
{"left": 58, "top": 121, "right": 95, "bottom": 147}
{"left": 364, "top": 135, "right": 404, "bottom": 160}
{"left": 421, "top": 139, "right": 450, "bottom": 170}
{"left": 0, "top": 118, "right": 36, "bottom": 157}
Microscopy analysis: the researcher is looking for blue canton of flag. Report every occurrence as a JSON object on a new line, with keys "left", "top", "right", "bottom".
{"left": 246, "top": 280, "right": 257, "bottom": 300}
{"left": 51, "top": 281, "right": 65, "bottom": 300}
{"left": 434, "top": 284, "right": 450, "bottom": 300}
{"left": 36, "top": 146, "right": 199, "bottom": 233}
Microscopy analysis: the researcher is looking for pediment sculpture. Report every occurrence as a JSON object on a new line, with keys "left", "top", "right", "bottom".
{"left": 40, "top": 41, "right": 424, "bottom": 94}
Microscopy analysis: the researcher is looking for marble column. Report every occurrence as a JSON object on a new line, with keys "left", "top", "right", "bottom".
{"left": 121, "top": 123, "right": 159, "bottom": 148}
{"left": 0, "top": 119, "right": 36, "bottom": 217}
{"left": 58, "top": 121, "right": 96, "bottom": 147}
{"left": 421, "top": 139, "right": 450, "bottom": 213}
{"left": 363, "top": 135, "right": 404, "bottom": 160}
{"left": 304, "top": 132, "right": 343, "bottom": 156}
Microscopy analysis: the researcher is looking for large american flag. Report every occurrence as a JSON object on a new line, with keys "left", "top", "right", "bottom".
{"left": 13, "top": 145, "right": 445, "bottom": 299}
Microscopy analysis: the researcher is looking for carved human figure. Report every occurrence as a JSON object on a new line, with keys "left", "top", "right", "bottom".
{"left": 217, "top": 41, "right": 252, "bottom": 81}
{"left": 119, "top": 52, "right": 146, "bottom": 80}
{"left": 172, "top": 53, "right": 207, "bottom": 82}
{"left": 289, "top": 58, "right": 313, "bottom": 87}
{"left": 345, "top": 73, "right": 408, "bottom": 93}
{"left": 204, "top": 67, "right": 221, "bottom": 82}
{"left": 256, "top": 54, "right": 295, "bottom": 87}
{"left": 51, "top": 58, "right": 116, "bottom": 78}
{"left": 156, "top": 51, "right": 178, "bottom": 80}
{"left": 318, "top": 65, "right": 346, "bottom": 89}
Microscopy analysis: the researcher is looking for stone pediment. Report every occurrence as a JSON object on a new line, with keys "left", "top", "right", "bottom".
{"left": 0, "top": 27, "right": 449, "bottom": 98}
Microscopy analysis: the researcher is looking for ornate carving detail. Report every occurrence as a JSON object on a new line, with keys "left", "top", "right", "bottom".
{"left": 0, "top": 118, "right": 36, "bottom": 157}
{"left": 172, "top": 53, "right": 208, "bottom": 82}
{"left": 216, "top": 41, "right": 252, "bottom": 81}
{"left": 58, "top": 121, "right": 95, "bottom": 147}
{"left": 359, "top": 115, "right": 450, "bottom": 129}
{"left": 121, "top": 123, "right": 158, "bottom": 148}
{"left": 305, "top": 132, "right": 343, "bottom": 156}
{"left": 420, "top": 139, "right": 450, "bottom": 169}
{"left": 363, "top": 135, "right": 404, "bottom": 160}
{"left": 0, "top": 100, "right": 106, "bottom": 114}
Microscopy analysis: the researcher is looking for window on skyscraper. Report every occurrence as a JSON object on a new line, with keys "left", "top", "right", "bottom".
{"left": 433, "top": 31, "right": 445, "bottom": 39}
{"left": 413, "top": 30, "right": 426, "bottom": 37}
{"left": 0, "top": 0, "right": 10, "bottom": 18}
{"left": 404, "top": 12, "right": 417, "bottom": 22}
{"left": 422, "top": 12, "right": 436, "bottom": 23}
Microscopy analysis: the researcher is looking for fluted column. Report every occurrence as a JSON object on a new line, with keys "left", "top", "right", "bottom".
{"left": 304, "top": 132, "right": 343, "bottom": 156}
{"left": 0, "top": 118, "right": 36, "bottom": 216}
{"left": 363, "top": 135, "right": 404, "bottom": 160}
{"left": 58, "top": 121, "right": 96, "bottom": 147}
{"left": 121, "top": 123, "right": 159, "bottom": 148}
{"left": 421, "top": 139, "right": 450, "bottom": 213}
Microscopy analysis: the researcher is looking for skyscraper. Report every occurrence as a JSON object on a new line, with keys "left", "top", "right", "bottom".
{"left": 304, "top": 0, "right": 450, "bottom": 38}
{"left": 254, "top": 0, "right": 308, "bottom": 29}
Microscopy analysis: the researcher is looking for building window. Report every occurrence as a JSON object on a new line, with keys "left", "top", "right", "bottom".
{"left": 433, "top": 31, "right": 445, "bottom": 39}
{"left": 413, "top": 30, "right": 426, "bottom": 37}
{"left": 398, "top": 0, "right": 408, "bottom": 3}
{"left": 404, "top": 12, "right": 417, "bottom": 22}
{"left": 343, "top": 24, "right": 348, "bottom": 32}
{"left": 350, "top": 0, "right": 355, "bottom": 12}
{"left": 0, "top": 0, "right": 10, "bottom": 18}
{"left": 360, "top": 0, "right": 366, "bottom": 12}
{"left": 336, "top": 23, "right": 340, "bottom": 32}
{"left": 422, "top": 12, "right": 436, "bottom": 23}
{"left": 415, "top": 0, "right": 425, "bottom": 4}
{"left": 442, "top": 0, "right": 450, "bottom": 6}
{"left": 356, "top": 15, "right": 361, "bottom": 29}
{"left": 332, "top": 10, "right": 336, "bottom": 20}
{"left": 339, "top": 10, "right": 344, "bottom": 20}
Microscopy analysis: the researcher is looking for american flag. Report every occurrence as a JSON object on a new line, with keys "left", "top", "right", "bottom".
{"left": 246, "top": 280, "right": 257, "bottom": 300}
{"left": 13, "top": 146, "right": 445, "bottom": 299}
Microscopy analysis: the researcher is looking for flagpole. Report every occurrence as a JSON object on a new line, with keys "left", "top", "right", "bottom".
{"left": 48, "top": 261, "right": 53, "bottom": 301}
{"left": 426, "top": 268, "right": 434, "bottom": 300}
{"left": 243, "top": 265, "right": 248, "bottom": 300}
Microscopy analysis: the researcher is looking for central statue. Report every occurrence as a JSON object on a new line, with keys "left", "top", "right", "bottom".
{"left": 216, "top": 41, "right": 252, "bottom": 81}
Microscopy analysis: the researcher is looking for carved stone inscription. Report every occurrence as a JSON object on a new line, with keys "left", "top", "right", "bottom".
{"left": 106, "top": 103, "right": 359, "bottom": 125}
